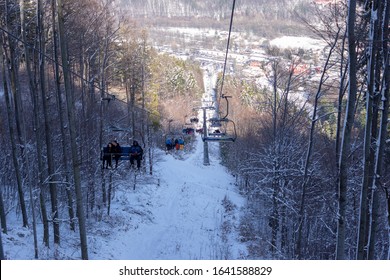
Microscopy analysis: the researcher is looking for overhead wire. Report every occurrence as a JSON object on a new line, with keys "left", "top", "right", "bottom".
{"left": 200, "top": 0, "right": 237, "bottom": 142}
{"left": 219, "top": 0, "right": 236, "bottom": 99}
{"left": 218, "top": 0, "right": 236, "bottom": 119}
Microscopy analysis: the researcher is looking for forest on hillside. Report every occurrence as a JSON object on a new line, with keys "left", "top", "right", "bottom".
{"left": 217, "top": 0, "right": 390, "bottom": 260}
{"left": 119, "top": 0, "right": 313, "bottom": 19}
{"left": 0, "top": 0, "right": 389, "bottom": 260}
{"left": 119, "top": 0, "right": 316, "bottom": 37}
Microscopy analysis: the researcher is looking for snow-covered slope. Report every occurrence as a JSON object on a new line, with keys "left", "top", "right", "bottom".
{"left": 91, "top": 136, "right": 246, "bottom": 260}
{"left": 3, "top": 135, "right": 246, "bottom": 260}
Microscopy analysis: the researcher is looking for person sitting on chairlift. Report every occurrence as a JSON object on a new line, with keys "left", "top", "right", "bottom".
{"left": 178, "top": 138, "right": 184, "bottom": 150}
{"left": 190, "top": 117, "right": 199, "bottom": 123}
{"left": 174, "top": 138, "right": 181, "bottom": 150}
{"left": 103, "top": 142, "right": 113, "bottom": 169}
{"left": 111, "top": 140, "right": 121, "bottom": 168}
{"left": 166, "top": 138, "right": 173, "bottom": 151}
{"left": 129, "top": 140, "right": 143, "bottom": 170}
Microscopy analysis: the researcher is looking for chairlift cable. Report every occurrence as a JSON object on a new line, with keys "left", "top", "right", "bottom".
{"left": 219, "top": 0, "right": 236, "bottom": 100}
{"left": 201, "top": 1, "right": 237, "bottom": 143}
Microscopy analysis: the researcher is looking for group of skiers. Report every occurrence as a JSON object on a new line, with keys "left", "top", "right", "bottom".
{"left": 102, "top": 140, "right": 143, "bottom": 170}
{"left": 165, "top": 137, "right": 185, "bottom": 151}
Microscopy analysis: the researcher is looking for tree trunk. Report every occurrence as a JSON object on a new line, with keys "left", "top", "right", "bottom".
{"left": 368, "top": 0, "right": 389, "bottom": 259}
{"left": 3, "top": 0, "right": 29, "bottom": 228}
{"left": 56, "top": 0, "right": 88, "bottom": 260}
{"left": 37, "top": 0, "right": 60, "bottom": 246}
{"left": 335, "top": 30, "right": 348, "bottom": 197}
{"left": 0, "top": 230, "right": 4, "bottom": 260}
{"left": 270, "top": 186, "right": 279, "bottom": 252}
{"left": 296, "top": 32, "right": 339, "bottom": 259}
{"left": 336, "top": 0, "right": 358, "bottom": 260}
{"left": 270, "top": 60, "right": 279, "bottom": 254}
{"left": 0, "top": 36, "right": 8, "bottom": 236}
{"left": 51, "top": 0, "right": 75, "bottom": 231}
{"left": 20, "top": 0, "right": 39, "bottom": 257}
{"left": 107, "top": 174, "right": 113, "bottom": 216}
{"left": 17, "top": 0, "right": 51, "bottom": 246}
{"left": 0, "top": 188, "right": 6, "bottom": 234}
{"left": 147, "top": 122, "right": 153, "bottom": 175}
{"left": 356, "top": 0, "right": 381, "bottom": 260}
{"left": 26, "top": 37, "right": 50, "bottom": 248}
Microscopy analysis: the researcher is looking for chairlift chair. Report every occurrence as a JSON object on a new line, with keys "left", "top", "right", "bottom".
{"left": 208, "top": 117, "right": 222, "bottom": 128}
{"left": 202, "top": 117, "right": 237, "bottom": 142}
{"left": 100, "top": 124, "right": 133, "bottom": 162}
{"left": 190, "top": 117, "right": 199, "bottom": 124}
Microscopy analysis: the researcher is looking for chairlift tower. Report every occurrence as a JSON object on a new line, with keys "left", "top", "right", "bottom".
{"left": 202, "top": 107, "right": 210, "bottom": 166}
{"left": 197, "top": 105, "right": 216, "bottom": 166}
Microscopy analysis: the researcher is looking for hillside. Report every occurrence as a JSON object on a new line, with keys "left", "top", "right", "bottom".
{"left": 3, "top": 135, "right": 246, "bottom": 260}
{"left": 118, "top": 0, "right": 316, "bottom": 37}
{"left": 2, "top": 58, "right": 246, "bottom": 260}
{"left": 2, "top": 0, "right": 389, "bottom": 265}
{"left": 94, "top": 137, "right": 245, "bottom": 259}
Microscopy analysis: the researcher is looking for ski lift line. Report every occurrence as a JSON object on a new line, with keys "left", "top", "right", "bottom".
{"left": 219, "top": 0, "right": 236, "bottom": 99}
{"left": 0, "top": 26, "right": 161, "bottom": 120}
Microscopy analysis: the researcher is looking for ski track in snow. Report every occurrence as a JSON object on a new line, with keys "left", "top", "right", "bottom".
{"left": 92, "top": 136, "right": 245, "bottom": 260}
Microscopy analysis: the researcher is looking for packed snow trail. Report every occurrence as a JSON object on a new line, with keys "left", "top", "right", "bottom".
{"left": 92, "top": 136, "right": 245, "bottom": 260}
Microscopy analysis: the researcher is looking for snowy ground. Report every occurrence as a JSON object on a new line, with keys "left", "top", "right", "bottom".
{"left": 2, "top": 60, "right": 247, "bottom": 260}
{"left": 2, "top": 136, "right": 247, "bottom": 260}
{"left": 270, "top": 36, "right": 326, "bottom": 51}
{"left": 90, "top": 137, "right": 246, "bottom": 260}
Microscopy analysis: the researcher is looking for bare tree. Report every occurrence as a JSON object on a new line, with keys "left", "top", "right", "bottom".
{"left": 19, "top": 0, "right": 40, "bottom": 257}
{"left": 50, "top": 0, "right": 75, "bottom": 232}
{"left": 336, "top": 0, "right": 358, "bottom": 260}
{"left": 296, "top": 29, "right": 340, "bottom": 259}
{"left": 367, "top": 0, "right": 389, "bottom": 260}
{"left": 56, "top": 0, "right": 88, "bottom": 260}
{"left": 356, "top": 0, "right": 382, "bottom": 260}
{"left": 2, "top": 0, "right": 29, "bottom": 229}
{"left": 36, "top": 0, "right": 60, "bottom": 247}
